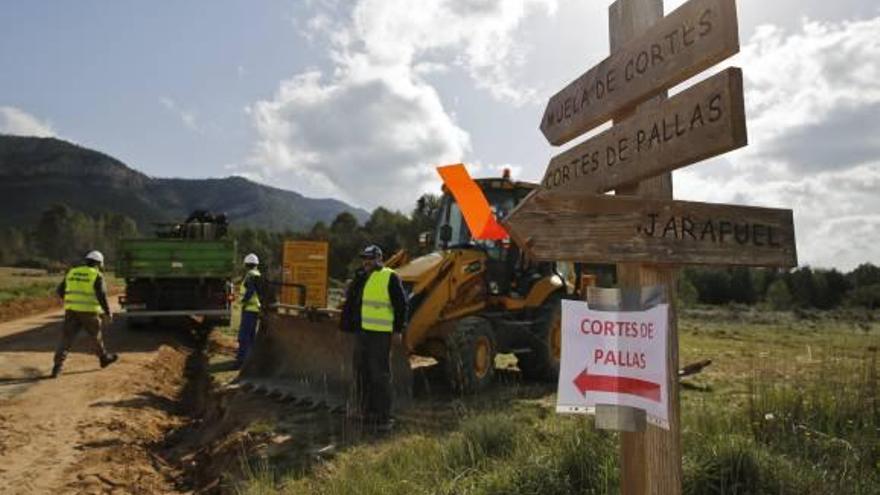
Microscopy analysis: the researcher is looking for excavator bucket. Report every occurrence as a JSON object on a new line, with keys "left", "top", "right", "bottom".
{"left": 237, "top": 311, "right": 413, "bottom": 413}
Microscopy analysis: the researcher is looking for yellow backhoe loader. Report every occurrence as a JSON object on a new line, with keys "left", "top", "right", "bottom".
{"left": 238, "top": 172, "right": 571, "bottom": 410}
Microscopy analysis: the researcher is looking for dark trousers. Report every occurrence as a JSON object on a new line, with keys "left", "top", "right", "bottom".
{"left": 54, "top": 310, "right": 108, "bottom": 366}
{"left": 236, "top": 311, "right": 260, "bottom": 365}
{"left": 354, "top": 330, "right": 393, "bottom": 423}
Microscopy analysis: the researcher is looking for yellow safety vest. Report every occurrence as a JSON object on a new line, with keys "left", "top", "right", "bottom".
{"left": 64, "top": 266, "right": 102, "bottom": 313}
{"left": 361, "top": 267, "right": 395, "bottom": 332}
{"left": 241, "top": 268, "right": 261, "bottom": 313}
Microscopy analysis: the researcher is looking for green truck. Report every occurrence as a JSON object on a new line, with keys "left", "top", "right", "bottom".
{"left": 116, "top": 213, "right": 237, "bottom": 327}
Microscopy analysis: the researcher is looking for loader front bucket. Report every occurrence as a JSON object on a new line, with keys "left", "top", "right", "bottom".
{"left": 237, "top": 311, "right": 413, "bottom": 413}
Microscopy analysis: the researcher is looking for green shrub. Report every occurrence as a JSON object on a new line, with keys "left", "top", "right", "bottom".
{"left": 443, "top": 413, "right": 518, "bottom": 470}
{"left": 848, "top": 284, "right": 880, "bottom": 310}
{"left": 678, "top": 277, "right": 700, "bottom": 307}
{"left": 684, "top": 435, "right": 815, "bottom": 494}
{"left": 477, "top": 418, "right": 617, "bottom": 495}
{"left": 766, "top": 279, "right": 792, "bottom": 310}
{"left": 275, "top": 412, "right": 616, "bottom": 495}
{"left": 235, "top": 458, "right": 280, "bottom": 495}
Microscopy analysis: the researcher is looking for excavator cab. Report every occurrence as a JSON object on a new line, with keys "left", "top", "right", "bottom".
{"left": 434, "top": 176, "right": 551, "bottom": 298}
{"left": 436, "top": 183, "right": 519, "bottom": 294}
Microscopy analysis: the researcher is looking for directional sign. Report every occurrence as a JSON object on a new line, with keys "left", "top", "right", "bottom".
{"left": 541, "top": 67, "right": 746, "bottom": 195}
{"left": 557, "top": 300, "right": 670, "bottom": 428}
{"left": 540, "top": 0, "right": 739, "bottom": 146}
{"left": 503, "top": 192, "right": 798, "bottom": 267}
{"left": 573, "top": 369, "right": 661, "bottom": 402}
{"left": 281, "top": 240, "right": 329, "bottom": 308}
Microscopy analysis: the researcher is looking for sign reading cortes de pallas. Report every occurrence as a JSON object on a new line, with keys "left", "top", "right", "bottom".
{"left": 557, "top": 300, "right": 670, "bottom": 429}
{"left": 540, "top": 67, "right": 747, "bottom": 195}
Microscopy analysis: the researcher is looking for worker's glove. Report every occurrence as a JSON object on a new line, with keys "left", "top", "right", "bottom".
{"left": 102, "top": 313, "right": 114, "bottom": 325}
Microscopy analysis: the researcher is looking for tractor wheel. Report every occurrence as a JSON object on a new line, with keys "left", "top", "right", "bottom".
{"left": 517, "top": 294, "right": 562, "bottom": 382}
{"left": 444, "top": 317, "right": 497, "bottom": 394}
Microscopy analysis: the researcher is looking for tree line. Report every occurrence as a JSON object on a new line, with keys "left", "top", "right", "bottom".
{"left": 678, "top": 264, "right": 880, "bottom": 310}
{"left": 1, "top": 200, "right": 876, "bottom": 310}
{"left": 0, "top": 204, "right": 138, "bottom": 269}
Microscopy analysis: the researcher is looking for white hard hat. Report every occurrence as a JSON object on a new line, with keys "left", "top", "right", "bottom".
{"left": 85, "top": 250, "right": 105, "bottom": 264}
{"left": 243, "top": 253, "right": 259, "bottom": 265}
{"left": 360, "top": 244, "right": 383, "bottom": 260}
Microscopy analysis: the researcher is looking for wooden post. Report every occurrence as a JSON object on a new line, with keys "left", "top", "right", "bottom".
{"left": 609, "top": 0, "right": 684, "bottom": 493}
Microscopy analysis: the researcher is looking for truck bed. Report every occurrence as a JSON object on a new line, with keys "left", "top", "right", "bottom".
{"left": 116, "top": 238, "right": 236, "bottom": 279}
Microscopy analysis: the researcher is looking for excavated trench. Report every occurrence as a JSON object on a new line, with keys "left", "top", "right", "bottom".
{"left": 152, "top": 328, "right": 371, "bottom": 493}
{"left": 153, "top": 325, "right": 551, "bottom": 494}
{"left": 162, "top": 347, "right": 379, "bottom": 493}
{"left": 163, "top": 355, "right": 547, "bottom": 494}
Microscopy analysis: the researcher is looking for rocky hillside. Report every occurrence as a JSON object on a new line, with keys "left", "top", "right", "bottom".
{"left": 0, "top": 135, "right": 368, "bottom": 231}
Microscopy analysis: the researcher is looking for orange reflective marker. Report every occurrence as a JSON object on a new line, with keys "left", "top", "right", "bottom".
{"left": 437, "top": 164, "right": 508, "bottom": 240}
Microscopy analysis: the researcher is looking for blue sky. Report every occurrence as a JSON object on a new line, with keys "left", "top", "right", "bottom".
{"left": 1, "top": 1, "right": 320, "bottom": 178}
{"left": 2, "top": 0, "right": 879, "bottom": 270}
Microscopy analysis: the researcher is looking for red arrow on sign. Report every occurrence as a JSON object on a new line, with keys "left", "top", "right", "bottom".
{"left": 573, "top": 367, "right": 661, "bottom": 402}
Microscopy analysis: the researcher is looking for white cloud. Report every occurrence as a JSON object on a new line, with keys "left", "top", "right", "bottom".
{"left": 242, "top": 0, "right": 556, "bottom": 210}
{"left": 0, "top": 106, "right": 56, "bottom": 137}
{"left": 340, "top": 0, "right": 557, "bottom": 105}
{"left": 739, "top": 18, "right": 880, "bottom": 173}
{"left": 159, "top": 97, "right": 201, "bottom": 133}
{"left": 245, "top": 69, "right": 470, "bottom": 208}
{"left": 677, "top": 15, "right": 880, "bottom": 270}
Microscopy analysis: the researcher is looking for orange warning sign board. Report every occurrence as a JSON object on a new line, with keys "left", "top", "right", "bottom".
{"left": 437, "top": 164, "right": 508, "bottom": 240}
{"left": 281, "top": 240, "right": 329, "bottom": 308}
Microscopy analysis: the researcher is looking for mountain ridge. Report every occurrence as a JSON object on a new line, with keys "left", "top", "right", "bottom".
{"left": 0, "top": 135, "right": 369, "bottom": 231}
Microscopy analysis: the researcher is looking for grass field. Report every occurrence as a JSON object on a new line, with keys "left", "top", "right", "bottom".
{"left": 227, "top": 308, "right": 879, "bottom": 495}
{"left": 0, "top": 267, "right": 61, "bottom": 304}
{"left": 0, "top": 267, "right": 126, "bottom": 322}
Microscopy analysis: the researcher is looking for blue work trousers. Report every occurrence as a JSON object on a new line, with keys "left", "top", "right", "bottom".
{"left": 236, "top": 310, "right": 260, "bottom": 366}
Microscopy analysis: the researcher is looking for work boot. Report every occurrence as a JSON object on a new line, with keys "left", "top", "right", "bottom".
{"left": 99, "top": 353, "right": 118, "bottom": 369}
{"left": 50, "top": 363, "right": 62, "bottom": 378}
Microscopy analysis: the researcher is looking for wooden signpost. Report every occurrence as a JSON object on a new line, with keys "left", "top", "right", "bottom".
{"left": 503, "top": 0, "right": 797, "bottom": 493}
{"left": 541, "top": 0, "right": 740, "bottom": 146}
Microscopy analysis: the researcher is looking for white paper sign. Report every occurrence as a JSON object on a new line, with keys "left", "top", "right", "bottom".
{"left": 556, "top": 300, "right": 670, "bottom": 429}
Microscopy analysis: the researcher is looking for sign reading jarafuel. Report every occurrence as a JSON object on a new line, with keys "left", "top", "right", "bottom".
{"left": 557, "top": 300, "right": 670, "bottom": 428}
{"left": 503, "top": 192, "right": 798, "bottom": 268}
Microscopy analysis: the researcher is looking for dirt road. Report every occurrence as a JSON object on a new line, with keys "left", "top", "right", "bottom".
{"left": 0, "top": 308, "right": 195, "bottom": 494}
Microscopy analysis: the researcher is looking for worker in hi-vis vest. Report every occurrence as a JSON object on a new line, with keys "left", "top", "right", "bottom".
{"left": 52, "top": 250, "right": 118, "bottom": 378}
{"left": 340, "top": 244, "right": 408, "bottom": 432}
{"left": 235, "top": 253, "right": 264, "bottom": 369}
